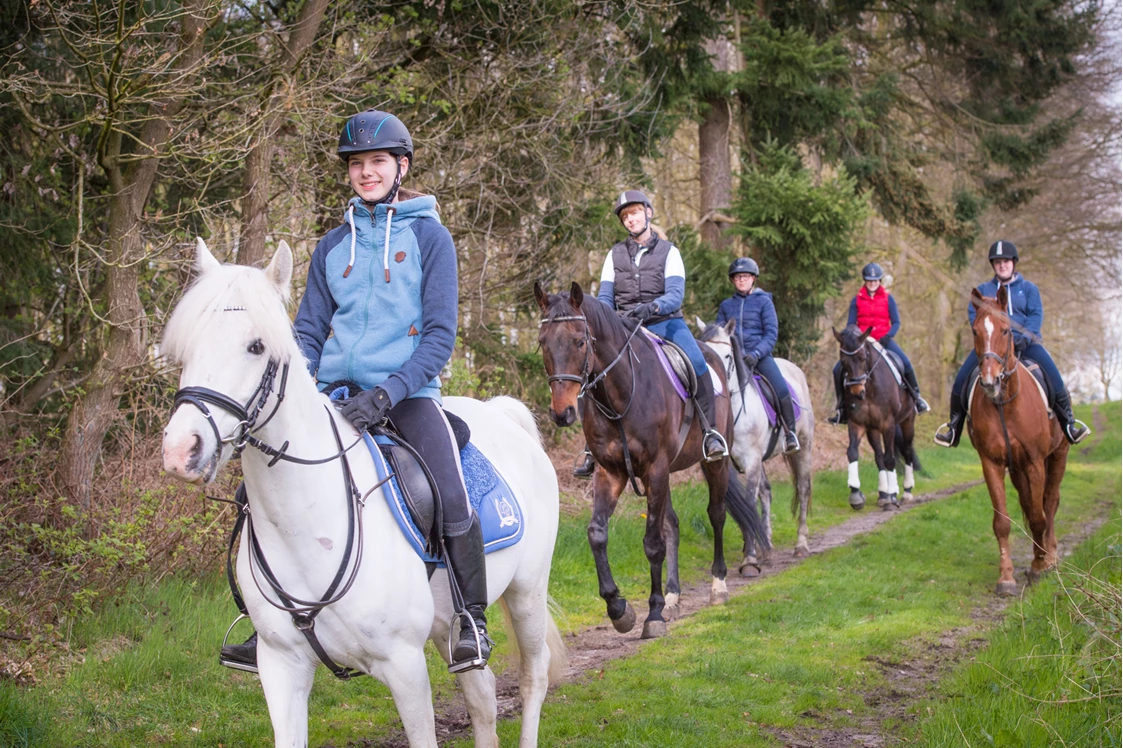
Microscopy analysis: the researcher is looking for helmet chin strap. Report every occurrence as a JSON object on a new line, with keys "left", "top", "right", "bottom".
{"left": 624, "top": 212, "right": 650, "bottom": 239}
{"left": 362, "top": 156, "right": 405, "bottom": 208}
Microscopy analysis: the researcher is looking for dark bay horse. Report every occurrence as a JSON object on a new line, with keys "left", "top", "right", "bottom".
{"left": 832, "top": 325, "right": 920, "bottom": 511}
{"left": 968, "top": 287, "right": 1068, "bottom": 595}
{"left": 534, "top": 282, "right": 766, "bottom": 639}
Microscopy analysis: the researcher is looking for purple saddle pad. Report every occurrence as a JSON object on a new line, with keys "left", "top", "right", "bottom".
{"left": 753, "top": 374, "right": 803, "bottom": 428}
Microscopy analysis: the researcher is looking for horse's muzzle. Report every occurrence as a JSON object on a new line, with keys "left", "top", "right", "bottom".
{"left": 550, "top": 405, "right": 577, "bottom": 427}
{"left": 848, "top": 385, "right": 867, "bottom": 400}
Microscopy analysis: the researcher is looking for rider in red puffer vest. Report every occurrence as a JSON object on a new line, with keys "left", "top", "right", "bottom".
{"left": 827, "top": 263, "right": 930, "bottom": 424}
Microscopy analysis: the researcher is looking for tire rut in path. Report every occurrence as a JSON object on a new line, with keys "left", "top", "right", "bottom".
{"left": 409, "top": 478, "right": 985, "bottom": 747}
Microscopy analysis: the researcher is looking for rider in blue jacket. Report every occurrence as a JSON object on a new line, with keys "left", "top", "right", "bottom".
{"left": 934, "top": 240, "right": 1090, "bottom": 447}
{"left": 715, "top": 257, "right": 799, "bottom": 454}
{"left": 221, "top": 109, "right": 491, "bottom": 675}
{"left": 572, "top": 190, "right": 728, "bottom": 477}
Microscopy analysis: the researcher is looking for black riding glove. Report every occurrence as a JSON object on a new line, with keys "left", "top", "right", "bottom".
{"left": 878, "top": 335, "right": 893, "bottom": 346}
{"left": 340, "top": 386, "right": 392, "bottom": 432}
{"left": 1014, "top": 337, "right": 1029, "bottom": 357}
{"left": 627, "top": 302, "right": 659, "bottom": 322}
{"left": 744, "top": 352, "right": 759, "bottom": 368}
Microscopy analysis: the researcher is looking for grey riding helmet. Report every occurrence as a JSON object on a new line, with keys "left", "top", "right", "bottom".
{"left": 861, "top": 262, "right": 884, "bottom": 281}
{"left": 988, "top": 240, "right": 1019, "bottom": 263}
{"left": 338, "top": 109, "right": 413, "bottom": 163}
{"left": 613, "top": 190, "right": 653, "bottom": 217}
{"left": 728, "top": 257, "right": 759, "bottom": 277}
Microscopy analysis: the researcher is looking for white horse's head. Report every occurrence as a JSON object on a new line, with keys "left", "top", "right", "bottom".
{"left": 696, "top": 316, "right": 740, "bottom": 389}
{"left": 162, "top": 238, "right": 299, "bottom": 483}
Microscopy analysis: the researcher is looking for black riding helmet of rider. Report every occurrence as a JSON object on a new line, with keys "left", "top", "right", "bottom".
{"left": 338, "top": 109, "right": 414, "bottom": 205}
{"left": 861, "top": 262, "right": 884, "bottom": 282}
{"left": 988, "top": 240, "right": 1019, "bottom": 264}
{"left": 614, "top": 190, "right": 654, "bottom": 238}
{"left": 728, "top": 257, "right": 759, "bottom": 278}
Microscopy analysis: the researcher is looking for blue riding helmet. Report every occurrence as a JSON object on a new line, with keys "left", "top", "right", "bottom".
{"left": 861, "top": 262, "right": 884, "bottom": 281}
{"left": 729, "top": 257, "right": 759, "bottom": 277}
{"left": 988, "top": 240, "right": 1019, "bottom": 263}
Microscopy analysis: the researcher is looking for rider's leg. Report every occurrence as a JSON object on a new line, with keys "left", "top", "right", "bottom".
{"left": 827, "top": 361, "right": 847, "bottom": 425}
{"left": 664, "top": 318, "right": 727, "bottom": 461}
{"left": 934, "top": 351, "right": 976, "bottom": 447}
{"left": 757, "top": 355, "right": 799, "bottom": 453}
{"left": 1023, "top": 343, "right": 1090, "bottom": 444}
{"left": 391, "top": 398, "right": 491, "bottom": 671}
{"left": 219, "top": 481, "right": 259, "bottom": 671}
{"left": 883, "top": 339, "right": 929, "bottom": 414}
{"left": 572, "top": 395, "right": 595, "bottom": 477}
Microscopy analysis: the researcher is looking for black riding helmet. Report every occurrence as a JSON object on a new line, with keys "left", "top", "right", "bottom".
{"left": 988, "top": 240, "right": 1019, "bottom": 263}
{"left": 729, "top": 257, "right": 759, "bottom": 277}
{"left": 338, "top": 109, "right": 413, "bottom": 206}
{"left": 861, "top": 262, "right": 884, "bottom": 281}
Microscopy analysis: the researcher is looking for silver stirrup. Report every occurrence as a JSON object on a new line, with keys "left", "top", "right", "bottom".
{"left": 219, "top": 614, "right": 259, "bottom": 674}
{"left": 703, "top": 430, "right": 729, "bottom": 462}
{"left": 447, "top": 613, "right": 489, "bottom": 674}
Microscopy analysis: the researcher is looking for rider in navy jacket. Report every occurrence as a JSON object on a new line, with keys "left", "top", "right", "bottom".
{"left": 220, "top": 109, "right": 493, "bottom": 677}
{"left": 934, "top": 240, "right": 1090, "bottom": 447}
{"left": 715, "top": 257, "right": 799, "bottom": 454}
{"left": 827, "top": 262, "right": 930, "bottom": 424}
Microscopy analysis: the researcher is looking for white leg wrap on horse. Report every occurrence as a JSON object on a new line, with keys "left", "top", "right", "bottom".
{"left": 904, "top": 463, "right": 914, "bottom": 490}
{"left": 888, "top": 471, "right": 899, "bottom": 494}
{"left": 848, "top": 462, "right": 861, "bottom": 489}
{"left": 878, "top": 470, "right": 889, "bottom": 493}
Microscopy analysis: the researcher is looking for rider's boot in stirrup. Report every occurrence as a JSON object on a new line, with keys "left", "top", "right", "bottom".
{"left": 903, "top": 368, "right": 930, "bottom": 414}
{"left": 826, "top": 366, "right": 847, "bottom": 425}
{"left": 778, "top": 392, "right": 801, "bottom": 454}
{"left": 695, "top": 374, "right": 728, "bottom": 462}
{"left": 572, "top": 446, "right": 596, "bottom": 478}
{"left": 1053, "top": 391, "right": 1090, "bottom": 444}
{"left": 933, "top": 407, "right": 965, "bottom": 448}
{"left": 219, "top": 631, "right": 258, "bottom": 673}
{"left": 445, "top": 515, "right": 492, "bottom": 673}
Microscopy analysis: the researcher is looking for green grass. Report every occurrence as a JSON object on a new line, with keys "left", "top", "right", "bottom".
{"left": 2, "top": 404, "right": 1116, "bottom": 747}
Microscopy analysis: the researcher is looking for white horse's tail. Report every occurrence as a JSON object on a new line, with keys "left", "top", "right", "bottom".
{"left": 487, "top": 395, "right": 543, "bottom": 447}
{"left": 497, "top": 597, "right": 570, "bottom": 685}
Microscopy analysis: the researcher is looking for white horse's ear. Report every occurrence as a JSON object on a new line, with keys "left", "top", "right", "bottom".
{"left": 195, "top": 237, "right": 222, "bottom": 274}
{"left": 694, "top": 315, "right": 706, "bottom": 333}
{"left": 266, "top": 241, "right": 294, "bottom": 302}
{"left": 723, "top": 318, "right": 736, "bottom": 335}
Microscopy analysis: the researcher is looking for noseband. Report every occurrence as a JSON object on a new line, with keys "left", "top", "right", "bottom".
{"left": 173, "top": 359, "right": 290, "bottom": 456}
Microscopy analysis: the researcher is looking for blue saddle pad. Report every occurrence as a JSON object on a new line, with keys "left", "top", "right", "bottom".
{"left": 361, "top": 433, "right": 524, "bottom": 565}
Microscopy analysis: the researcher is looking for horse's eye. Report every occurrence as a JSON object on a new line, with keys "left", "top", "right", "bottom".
{"left": 576, "top": 339, "right": 585, "bottom": 349}
{"left": 247, "top": 339, "right": 265, "bottom": 355}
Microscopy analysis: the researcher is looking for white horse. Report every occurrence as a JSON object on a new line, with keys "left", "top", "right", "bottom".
{"left": 162, "top": 239, "right": 563, "bottom": 748}
{"left": 697, "top": 318, "right": 815, "bottom": 561}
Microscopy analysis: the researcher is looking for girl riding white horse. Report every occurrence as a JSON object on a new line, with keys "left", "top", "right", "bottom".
{"left": 162, "top": 239, "right": 563, "bottom": 748}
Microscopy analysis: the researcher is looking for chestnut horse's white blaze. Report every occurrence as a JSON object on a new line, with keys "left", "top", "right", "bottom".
{"left": 162, "top": 239, "right": 563, "bottom": 748}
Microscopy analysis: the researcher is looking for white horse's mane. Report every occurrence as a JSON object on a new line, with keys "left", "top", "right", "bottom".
{"left": 162, "top": 261, "right": 302, "bottom": 365}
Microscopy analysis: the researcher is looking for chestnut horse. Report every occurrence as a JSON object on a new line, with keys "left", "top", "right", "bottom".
{"left": 534, "top": 282, "right": 766, "bottom": 639}
{"left": 968, "top": 287, "right": 1068, "bottom": 595}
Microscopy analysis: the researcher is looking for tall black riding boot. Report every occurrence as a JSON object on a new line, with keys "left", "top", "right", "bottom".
{"left": 1053, "top": 390, "right": 1090, "bottom": 444}
{"left": 444, "top": 515, "right": 492, "bottom": 673}
{"left": 777, "top": 392, "right": 801, "bottom": 454}
{"left": 573, "top": 445, "right": 596, "bottom": 478}
{"left": 827, "top": 364, "right": 847, "bottom": 425}
{"left": 903, "top": 368, "right": 930, "bottom": 414}
{"left": 694, "top": 374, "right": 728, "bottom": 462}
{"left": 934, "top": 391, "right": 966, "bottom": 448}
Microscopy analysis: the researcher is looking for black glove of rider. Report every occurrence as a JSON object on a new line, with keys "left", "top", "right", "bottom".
{"left": 878, "top": 335, "right": 893, "bottom": 346}
{"left": 744, "top": 352, "right": 759, "bottom": 368}
{"left": 1014, "top": 337, "right": 1029, "bottom": 358}
{"left": 340, "top": 386, "right": 392, "bottom": 432}
{"left": 627, "top": 302, "right": 659, "bottom": 322}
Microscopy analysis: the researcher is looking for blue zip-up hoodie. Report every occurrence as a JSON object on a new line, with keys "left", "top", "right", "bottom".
{"left": 967, "top": 273, "right": 1042, "bottom": 346}
{"left": 293, "top": 194, "right": 458, "bottom": 406}
{"left": 715, "top": 288, "right": 778, "bottom": 360}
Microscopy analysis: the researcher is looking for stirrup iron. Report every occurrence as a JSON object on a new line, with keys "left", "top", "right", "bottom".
{"left": 447, "top": 612, "right": 492, "bottom": 674}
{"left": 703, "top": 430, "right": 729, "bottom": 462}
{"left": 219, "top": 614, "right": 259, "bottom": 674}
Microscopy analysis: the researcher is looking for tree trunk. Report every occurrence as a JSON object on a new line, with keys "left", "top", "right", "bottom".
{"left": 699, "top": 95, "right": 733, "bottom": 250}
{"left": 237, "top": 0, "right": 331, "bottom": 268}
{"left": 58, "top": 0, "right": 212, "bottom": 512}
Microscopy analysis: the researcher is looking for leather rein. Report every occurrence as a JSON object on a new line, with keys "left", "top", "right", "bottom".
{"left": 172, "top": 359, "right": 378, "bottom": 680}
{"left": 975, "top": 310, "right": 1021, "bottom": 469}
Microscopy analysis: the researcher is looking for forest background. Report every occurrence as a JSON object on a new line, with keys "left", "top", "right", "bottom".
{"left": 0, "top": 0, "right": 1119, "bottom": 676}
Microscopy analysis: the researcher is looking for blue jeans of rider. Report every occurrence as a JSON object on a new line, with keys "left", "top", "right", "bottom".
{"left": 646, "top": 317, "right": 707, "bottom": 376}
{"left": 950, "top": 343, "right": 1065, "bottom": 413}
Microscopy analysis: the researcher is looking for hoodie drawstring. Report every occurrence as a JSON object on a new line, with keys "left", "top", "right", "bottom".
{"left": 382, "top": 207, "right": 395, "bottom": 283}
{"left": 343, "top": 203, "right": 357, "bottom": 278}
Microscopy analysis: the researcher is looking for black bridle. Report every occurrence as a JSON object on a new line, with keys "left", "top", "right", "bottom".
{"left": 838, "top": 339, "right": 884, "bottom": 388}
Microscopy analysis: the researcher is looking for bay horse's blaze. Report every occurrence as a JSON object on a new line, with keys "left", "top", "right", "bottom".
{"left": 967, "top": 287, "right": 1067, "bottom": 596}
{"left": 534, "top": 281, "right": 768, "bottom": 639}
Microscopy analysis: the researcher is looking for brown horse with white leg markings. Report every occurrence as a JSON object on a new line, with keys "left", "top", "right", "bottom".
{"left": 968, "top": 286, "right": 1068, "bottom": 595}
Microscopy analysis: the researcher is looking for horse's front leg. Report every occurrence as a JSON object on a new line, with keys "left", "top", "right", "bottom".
{"left": 846, "top": 422, "right": 867, "bottom": 510}
{"left": 981, "top": 457, "right": 1018, "bottom": 596}
{"left": 867, "top": 428, "right": 893, "bottom": 511}
{"left": 700, "top": 458, "right": 730, "bottom": 606}
{"left": 1040, "top": 445, "right": 1068, "bottom": 574}
{"left": 1012, "top": 459, "right": 1051, "bottom": 584}
{"left": 882, "top": 419, "right": 900, "bottom": 509}
{"left": 640, "top": 462, "right": 673, "bottom": 639}
{"left": 588, "top": 468, "right": 634, "bottom": 633}
{"left": 663, "top": 503, "right": 682, "bottom": 617}
{"left": 785, "top": 450, "right": 813, "bottom": 557}
{"left": 757, "top": 469, "right": 774, "bottom": 564}
{"left": 257, "top": 637, "right": 318, "bottom": 748}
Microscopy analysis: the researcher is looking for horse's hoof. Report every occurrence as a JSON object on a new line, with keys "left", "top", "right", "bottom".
{"left": 664, "top": 593, "right": 680, "bottom": 618}
{"left": 739, "top": 557, "right": 761, "bottom": 577}
{"left": 641, "top": 619, "right": 668, "bottom": 639}
{"left": 995, "top": 581, "right": 1018, "bottom": 597}
{"left": 793, "top": 543, "right": 810, "bottom": 558}
{"left": 849, "top": 490, "right": 865, "bottom": 510}
{"left": 610, "top": 603, "right": 636, "bottom": 633}
{"left": 1026, "top": 567, "right": 1052, "bottom": 585}
{"left": 710, "top": 589, "right": 730, "bottom": 605}
{"left": 877, "top": 492, "right": 895, "bottom": 511}
{"left": 901, "top": 490, "right": 913, "bottom": 503}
